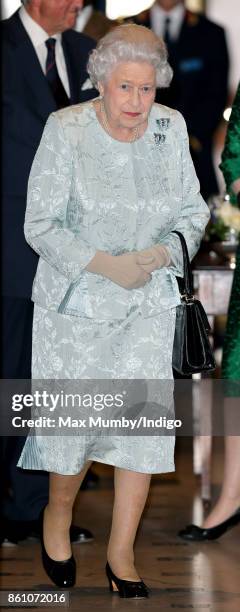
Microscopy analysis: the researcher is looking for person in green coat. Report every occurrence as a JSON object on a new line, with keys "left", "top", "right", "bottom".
{"left": 220, "top": 83, "right": 240, "bottom": 381}
{"left": 179, "top": 83, "right": 240, "bottom": 541}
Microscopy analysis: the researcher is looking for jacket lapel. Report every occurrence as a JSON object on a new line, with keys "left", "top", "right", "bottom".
{"left": 62, "top": 31, "right": 94, "bottom": 103}
{"left": 7, "top": 11, "right": 57, "bottom": 117}
{"left": 18, "top": 40, "right": 58, "bottom": 115}
{"left": 61, "top": 34, "right": 76, "bottom": 103}
{"left": 175, "top": 12, "right": 189, "bottom": 47}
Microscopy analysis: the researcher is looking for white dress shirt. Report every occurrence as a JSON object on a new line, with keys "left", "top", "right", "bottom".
{"left": 150, "top": 2, "right": 185, "bottom": 41}
{"left": 19, "top": 5, "right": 70, "bottom": 97}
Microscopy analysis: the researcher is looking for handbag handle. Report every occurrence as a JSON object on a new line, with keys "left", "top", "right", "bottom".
{"left": 172, "top": 230, "right": 194, "bottom": 297}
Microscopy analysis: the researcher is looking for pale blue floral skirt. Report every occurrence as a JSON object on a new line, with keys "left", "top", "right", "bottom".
{"left": 17, "top": 305, "right": 176, "bottom": 474}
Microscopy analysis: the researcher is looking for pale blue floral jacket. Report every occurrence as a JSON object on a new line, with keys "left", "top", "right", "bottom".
{"left": 24, "top": 100, "right": 210, "bottom": 319}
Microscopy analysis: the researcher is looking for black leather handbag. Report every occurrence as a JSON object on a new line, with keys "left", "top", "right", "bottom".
{"left": 172, "top": 230, "right": 216, "bottom": 375}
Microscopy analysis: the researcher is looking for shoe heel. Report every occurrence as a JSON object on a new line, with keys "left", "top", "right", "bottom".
{"left": 107, "top": 575, "right": 114, "bottom": 592}
{"left": 105, "top": 561, "right": 149, "bottom": 598}
{"left": 105, "top": 563, "right": 116, "bottom": 592}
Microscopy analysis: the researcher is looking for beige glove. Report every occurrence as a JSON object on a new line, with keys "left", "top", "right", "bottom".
{"left": 85, "top": 250, "right": 155, "bottom": 289}
{"left": 137, "top": 244, "right": 171, "bottom": 273}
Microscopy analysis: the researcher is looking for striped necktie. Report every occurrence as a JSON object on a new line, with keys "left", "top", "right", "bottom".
{"left": 45, "top": 38, "right": 70, "bottom": 109}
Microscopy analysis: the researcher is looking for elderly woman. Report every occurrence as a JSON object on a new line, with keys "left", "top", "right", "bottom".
{"left": 17, "top": 25, "right": 210, "bottom": 596}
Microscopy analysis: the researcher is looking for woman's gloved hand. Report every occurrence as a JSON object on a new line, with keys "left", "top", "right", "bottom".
{"left": 85, "top": 251, "right": 155, "bottom": 289}
{"left": 136, "top": 245, "right": 171, "bottom": 273}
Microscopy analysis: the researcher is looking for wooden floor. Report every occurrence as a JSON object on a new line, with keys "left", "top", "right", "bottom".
{"left": 1, "top": 439, "right": 240, "bottom": 611}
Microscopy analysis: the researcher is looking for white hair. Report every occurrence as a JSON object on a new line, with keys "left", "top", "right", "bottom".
{"left": 87, "top": 24, "right": 173, "bottom": 89}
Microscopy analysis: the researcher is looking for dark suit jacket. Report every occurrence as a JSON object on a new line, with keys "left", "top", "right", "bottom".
{"left": 134, "top": 10, "right": 229, "bottom": 197}
{"left": 1, "top": 10, "right": 97, "bottom": 297}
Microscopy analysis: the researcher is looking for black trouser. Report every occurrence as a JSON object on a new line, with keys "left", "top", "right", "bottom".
{"left": 1, "top": 297, "right": 48, "bottom": 521}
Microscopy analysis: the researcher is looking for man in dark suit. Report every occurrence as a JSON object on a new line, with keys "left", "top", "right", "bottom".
{"left": 134, "top": 0, "right": 229, "bottom": 199}
{"left": 1, "top": 0, "right": 97, "bottom": 545}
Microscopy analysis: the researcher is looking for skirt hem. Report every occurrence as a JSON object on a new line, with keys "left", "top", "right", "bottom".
{"left": 17, "top": 455, "right": 175, "bottom": 475}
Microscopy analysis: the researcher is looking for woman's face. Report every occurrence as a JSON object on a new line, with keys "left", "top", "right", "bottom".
{"left": 98, "top": 62, "right": 156, "bottom": 131}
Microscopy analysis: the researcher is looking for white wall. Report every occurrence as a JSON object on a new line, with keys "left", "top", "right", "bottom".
{"left": 1, "top": 0, "right": 21, "bottom": 19}
{"left": 106, "top": 1, "right": 154, "bottom": 19}
{"left": 106, "top": 1, "right": 204, "bottom": 19}
{"left": 207, "top": 0, "right": 240, "bottom": 93}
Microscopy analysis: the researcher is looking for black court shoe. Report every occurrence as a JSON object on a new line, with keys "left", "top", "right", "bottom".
{"left": 178, "top": 507, "right": 240, "bottom": 541}
{"left": 40, "top": 508, "right": 76, "bottom": 588}
{"left": 105, "top": 562, "right": 149, "bottom": 598}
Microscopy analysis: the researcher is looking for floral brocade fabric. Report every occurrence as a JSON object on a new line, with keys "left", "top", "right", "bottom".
{"left": 17, "top": 100, "right": 210, "bottom": 473}
{"left": 17, "top": 307, "right": 176, "bottom": 474}
{"left": 24, "top": 100, "right": 210, "bottom": 320}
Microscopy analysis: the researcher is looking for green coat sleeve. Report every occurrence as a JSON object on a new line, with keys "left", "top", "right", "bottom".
{"left": 219, "top": 83, "right": 240, "bottom": 203}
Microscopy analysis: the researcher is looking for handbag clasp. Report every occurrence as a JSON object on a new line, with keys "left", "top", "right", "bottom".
{"left": 180, "top": 293, "right": 195, "bottom": 302}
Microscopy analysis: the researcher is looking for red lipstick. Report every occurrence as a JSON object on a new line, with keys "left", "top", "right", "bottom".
{"left": 124, "top": 112, "right": 141, "bottom": 117}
